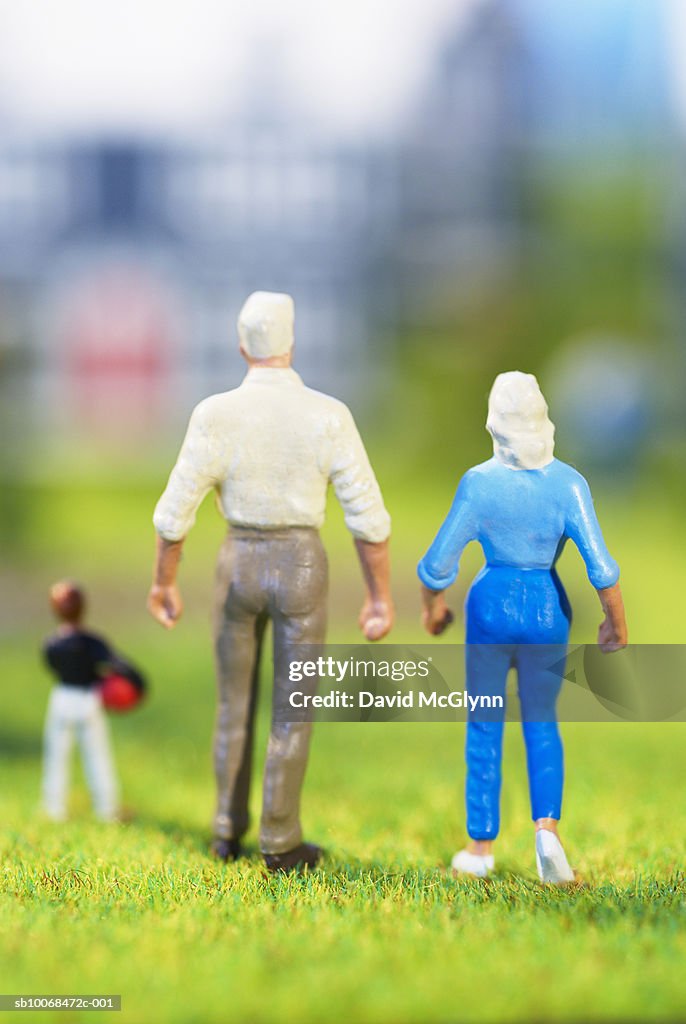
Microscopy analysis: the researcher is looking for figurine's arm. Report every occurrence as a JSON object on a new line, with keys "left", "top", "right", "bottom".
{"left": 420, "top": 585, "right": 454, "bottom": 637}
{"left": 147, "top": 536, "right": 184, "bottom": 630}
{"left": 327, "top": 405, "right": 393, "bottom": 641}
{"left": 91, "top": 636, "right": 147, "bottom": 688}
{"left": 596, "top": 581, "right": 628, "bottom": 653}
{"left": 152, "top": 400, "right": 222, "bottom": 544}
{"left": 43, "top": 638, "right": 58, "bottom": 673}
{"left": 565, "top": 473, "right": 627, "bottom": 652}
{"left": 418, "top": 473, "right": 477, "bottom": 636}
{"left": 355, "top": 538, "right": 393, "bottom": 641}
{"left": 148, "top": 400, "right": 222, "bottom": 630}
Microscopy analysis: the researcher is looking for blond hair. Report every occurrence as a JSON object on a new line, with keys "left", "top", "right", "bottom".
{"left": 486, "top": 371, "right": 555, "bottom": 470}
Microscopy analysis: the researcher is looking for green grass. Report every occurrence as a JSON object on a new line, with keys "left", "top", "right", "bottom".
{"left": 1, "top": 479, "right": 685, "bottom": 1023}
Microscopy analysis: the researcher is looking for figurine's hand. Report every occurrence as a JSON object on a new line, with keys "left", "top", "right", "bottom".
{"left": 147, "top": 584, "right": 183, "bottom": 630}
{"left": 422, "top": 600, "right": 454, "bottom": 637}
{"left": 359, "top": 598, "right": 394, "bottom": 641}
{"left": 597, "top": 614, "right": 627, "bottom": 653}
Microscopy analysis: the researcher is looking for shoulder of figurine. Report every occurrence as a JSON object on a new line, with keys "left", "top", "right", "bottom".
{"left": 466, "top": 458, "right": 498, "bottom": 477}
{"left": 45, "top": 627, "right": 93, "bottom": 650}
{"left": 551, "top": 458, "right": 590, "bottom": 488}
{"left": 302, "top": 385, "right": 343, "bottom": 408}
{"left": 84, "top": 628, "right": 107, "bottom": 644}
{"left": 305, "top": 391, "right": 355, "bottom": 427}
{"left": 71, "top": 628, "right": 103, "bottom": 648}
{"left": 458, "top": 459, "right": 499, "bottom": 490}
{"left": 548, "top": 460, "right": 597, "bottom": 509}
{"left": 446, "top": 465, "right": 486, "bottom": 507}
{"left": 185, "top": 392, "right": 241, "bottom": 437}
{"left": 191, "top": 391, "right": 233, "bottom": 419}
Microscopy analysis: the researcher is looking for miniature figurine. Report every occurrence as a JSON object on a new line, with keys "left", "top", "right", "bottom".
{"left": 42, "top": 580, "right": 145, "bottom": 822}
{"left": 148, "top": 291, "right": 393, "bottom": 872}
{"left": 418, "top": 371, "right": 627, "bottom": 883}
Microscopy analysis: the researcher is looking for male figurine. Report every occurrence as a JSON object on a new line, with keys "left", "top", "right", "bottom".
{"left": 418, "top": 371, "right": 627, "bottom": 884}
{"left": 148, "top": 291, "right": 393, "bottom": 871}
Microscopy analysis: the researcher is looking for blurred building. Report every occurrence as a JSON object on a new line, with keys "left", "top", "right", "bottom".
{"left": 0, "top": 126, "right": 398, "bottom": 445}
{"left": 391, "top": 0, "right": 527, "bottom": 322}
{"left": 0, "top": 0, "right": 677, "bottom": 454}
{"left": 390, "top": 0, "right": 675, "bottom": 323}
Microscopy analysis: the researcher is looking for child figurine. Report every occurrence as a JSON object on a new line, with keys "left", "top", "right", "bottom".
{"left": 42, "top": 580, "right": 144, "bottom": 822}
{"left": 418, "top": 372, "right": 627, "bottom": 884}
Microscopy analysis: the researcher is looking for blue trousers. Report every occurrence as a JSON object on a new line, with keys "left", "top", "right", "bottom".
{"left": 465, "top": 566, "right": 571, "bottom": 841}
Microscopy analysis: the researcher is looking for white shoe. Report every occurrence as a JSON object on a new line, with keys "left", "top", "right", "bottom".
{"left": 451, "top": 848, "right": 494, "bottom": 878}
{"left": 535, "top": 829, "right": 575, "bottom": 884}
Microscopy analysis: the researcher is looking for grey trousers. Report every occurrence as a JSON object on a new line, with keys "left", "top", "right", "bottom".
{"left": 212, "top": 526, "right": 328, "bottom": 854}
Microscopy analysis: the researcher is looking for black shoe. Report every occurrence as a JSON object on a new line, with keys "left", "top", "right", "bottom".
{"left": 263, "top": 842, "right": 323, "bottom": 873}
{"left": 211, "top": 837, "right": 242, "bottom": 862}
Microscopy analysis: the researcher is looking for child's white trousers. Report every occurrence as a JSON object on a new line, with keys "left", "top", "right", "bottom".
{"left": 42, "top": 685, "right": 118, "bottom": 821}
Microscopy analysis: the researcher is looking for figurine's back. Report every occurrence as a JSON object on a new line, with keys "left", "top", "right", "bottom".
{"left": 154, "top": 368, "right": 390, "bottom": 543}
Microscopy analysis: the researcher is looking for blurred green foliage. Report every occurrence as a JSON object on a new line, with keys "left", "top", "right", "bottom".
{"left": 379, "top": 160, "right": 680, "bottom": 486}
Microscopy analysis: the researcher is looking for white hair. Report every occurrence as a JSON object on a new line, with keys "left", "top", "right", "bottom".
{"left": 486, "top": 371, "right": 555, "bottom": 470}
{"left": 237, "top": 291, "right": 294, "bottom": 358}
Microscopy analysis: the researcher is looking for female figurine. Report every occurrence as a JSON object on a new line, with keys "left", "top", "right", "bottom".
{"left": 418, "top": 372, "right": 627, "bottom": 883}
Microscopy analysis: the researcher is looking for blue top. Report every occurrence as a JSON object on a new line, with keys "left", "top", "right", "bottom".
{"left": 417, "top": 457, "right": 619, "bottom": 592}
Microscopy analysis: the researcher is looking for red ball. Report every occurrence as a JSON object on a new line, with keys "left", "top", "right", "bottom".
{"left": 99, "top": 674, "right": 144, "bottom": 712}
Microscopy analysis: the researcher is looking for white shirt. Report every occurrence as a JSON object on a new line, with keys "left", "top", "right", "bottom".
{"left": 153, "top": 367, "right": 391, "bottom": 544}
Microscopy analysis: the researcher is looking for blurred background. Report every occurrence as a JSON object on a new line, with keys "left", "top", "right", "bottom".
{"left": 0, "top": 0, "right": 684, "bottom": 637}
{"left": 1, "top": 0, "right": 683, "bottom": 457}
{"left": 1, "top": 0, "right": 684, "bottom": 639}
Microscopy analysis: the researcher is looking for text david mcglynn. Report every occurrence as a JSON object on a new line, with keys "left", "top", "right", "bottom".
{"left": 288, "top": 689, "right": 504, "bottom": 711}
